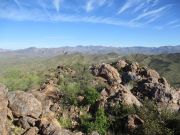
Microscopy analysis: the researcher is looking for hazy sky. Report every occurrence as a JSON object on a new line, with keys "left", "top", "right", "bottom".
{"left": 0, "top": 0, "right": 180, "bottom": 49}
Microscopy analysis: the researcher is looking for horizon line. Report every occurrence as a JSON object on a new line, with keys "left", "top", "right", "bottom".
{"left": 1, "top": 44, "right": 180, "bottom": 51}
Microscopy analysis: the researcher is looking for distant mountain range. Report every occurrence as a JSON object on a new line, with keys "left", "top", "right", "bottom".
{"left": 0, "top": 45, "right": 180, "bottom": 58}
{"left": 0, "top": 49, "right": 10, "bottom": 52}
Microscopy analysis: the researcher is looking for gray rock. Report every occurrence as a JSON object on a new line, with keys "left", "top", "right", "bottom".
{"left": 91, "top": 64, "right": 121, "bottom": 84}
{"left": 90, "top": 131, "right": 100, "bottom": 135}
{"left": 23, "top": 127, "right": 38, "bottom": 135}
{"left": 8, "top": 91, "right": 42, "bottom": 118}
{"left": 0, "top": 84, "right": 9, "bottom": 135}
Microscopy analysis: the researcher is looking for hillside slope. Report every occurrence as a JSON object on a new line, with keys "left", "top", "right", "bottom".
{"left": 0, "top": 53, "right": 179, "bottom": 88}
{"left": 125, "top": 53, "right": 180, "bottom": 88}
{"left": 0, "top": 58, "right": 179, "bottom": 135}
{"left": 0, "top": 45, "right": 180, "bottom": 58}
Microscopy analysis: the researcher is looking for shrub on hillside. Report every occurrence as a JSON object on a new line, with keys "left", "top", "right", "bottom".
{"left": 84, "top": 87, "right": 100, "bottom": 105}
{"left": 58, "top": 117, "right": 72, "bottom": 129}
{"left": 81, "top": 108, "right": 108, "bottom": 135}
{"left": 60, "top": 82, "right": 80, "bottom": 105}
{"left": 0, "top": 69, "right": 43, "bottom": 91}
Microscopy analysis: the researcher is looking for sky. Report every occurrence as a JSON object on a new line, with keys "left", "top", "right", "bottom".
{"left": 0, "top": 0, "right": 180, "bottom": 49}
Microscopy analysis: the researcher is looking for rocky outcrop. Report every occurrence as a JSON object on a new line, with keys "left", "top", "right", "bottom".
{"left": 91, "top": 63, "right": 121, "bottom": 84}
{"left": 134, "top": 78, "right": 180, "bottom": 111}
{"left": 103, "top": 84, "right": 142, "bottom": 108}
{"left": 0, "top": 59, "right": 179, "bottom": 134}
{"left": 115, "top": 60, "right": 127, "bottom": 70}
{"left": 23, "top": 127, "right": 38, "bottom": 135}
{"left": 57, "top": 65, "right": 76, "bottom": 75}
{"left": 124, "top": 114, "right": 144, "bottom": 132}
{"left": 8, "top": 91, "right": 42, "bottom": 118}
{"left": 112, "top": 59, "right": 180, "bottom": 111}
{"left": 0, "top": 85, "right": 9, "bottom": 135}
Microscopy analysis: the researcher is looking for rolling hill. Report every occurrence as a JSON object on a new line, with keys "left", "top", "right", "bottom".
{"left": 0, "top": 45, "right": 180, "bottom": 58}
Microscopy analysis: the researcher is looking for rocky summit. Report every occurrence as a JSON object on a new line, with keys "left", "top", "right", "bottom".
{"left": 0, "top": 59, "right": 179, "bottom": 135}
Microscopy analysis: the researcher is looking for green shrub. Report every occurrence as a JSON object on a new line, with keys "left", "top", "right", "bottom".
{"left": 81, "top": 108, "right": 108, "bottom": 135}
{"left": 109, "top": 103, "right": 137, "bottom": 134}
{"left": 136, "top": 100, "right": 174, "bottom": 135}
{"left": 58, "top": 117, "right": 72, "bottom": 129}
{"left": 109, "top": 101, "right": 175, "bottom": 135}
{"left": 84, "top": 87, "right": 100, "bottom": 105}
{"left": 60, "top": 82, "right": 80, "bottom": 105}
{"left": 0, "top": 69, "right": 43, "bottom": 91}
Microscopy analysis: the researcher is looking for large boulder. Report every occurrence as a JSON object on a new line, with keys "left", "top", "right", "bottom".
{"left": 146, "top": 69, "right": 160, "bottom": 79}
{"left": 124, "top": 62, "right": 139, "bottom": 73}
{"left": 23, "top": 127, "right": 38, "bottom": 135}
{"left": 37, "top": 116, "right": 74, "bottom": 135}
{"left": 0, "top": 85, "right": 9, "bottom": 135}
{"left": 98, "top": 84, "right": 142, "bottom": 111}
{"left": 106, "top": 84, "right": 142, "bottom": 107}
{"left": 8, "top": 91, "right": 42, "bottom": 118}
{"left": 115, "top": 59, "right": 127, "bottom": 70}
{"left": 91, "top": 64, "right": 121, "bottom": 84}
{"left": 134, "top": 78, "right": 180, "bottom": 111}
{"left": 122, "top": 72, "right": 141, "bottom": 84}
{"left": 124, "top": 114, "right": 144, "bottom": 132}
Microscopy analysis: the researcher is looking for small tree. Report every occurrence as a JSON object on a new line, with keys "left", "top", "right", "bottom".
{"left": 81, "top": 108, "right": 108, "bottom": 135}
{"left": 84, "top": 87, "right": 100, "bottom": 105}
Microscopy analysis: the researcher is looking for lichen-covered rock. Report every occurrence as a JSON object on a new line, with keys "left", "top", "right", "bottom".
{"left": 23, "top": 127, "right": 38, "bottom": 135}
{"left": 8, "top": 91, "right": 42, "bottom": 118}
{"left": 96, "top": 84, "right": 142, "bottom": 112}
{"left": 125, "top": 62, "right": 139, "bottom": 73}
{"left": 122, "top": 71, "right": 141, "bottom": 84}
{"left": 0, "top": 85, "right": 9, "bottom": 135}
{"left": 125, "top": 114, "right": 144, "bottom": 132}
{"left": 90, "top": 131, "right": 100, "bottom": 135}
{"left": 91, "top": 64, "right": 121, "bottom": 84}
{"left": 14, "top": 116, "right": 37, "bottom": 129}
{"left": 134, "top": 78, "right": 180, "bottom": 111}
{"left": 146, "top": 69, "right": 160, "bottom": 79}
{"left": 115, "top": 59, "right": 127, "bottom": 70}
{"left": 37, "top": 116, "right": 74, "bottom": 135}
{"left": 106, "top": 84, "right": 142, "bottom": 107}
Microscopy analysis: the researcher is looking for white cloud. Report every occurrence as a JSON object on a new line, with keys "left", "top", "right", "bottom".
{"left": 145, "top": 14, "right": 160, "bottom": 24}
{"left": 144, "top": 0, "right": 160, "bottom": 12}
{"left": 0, "top": 6, "right": 140, "bottom": 28}
{"left": 154, "top": 19, "right": 179, "bottom": 30}
{"left": 118, "top": 0, "right": 160, "bottom": 14}
{"left": 134, "top": 3, "right": 145, "bottom": 12}
{"left": 53, "top": 0, "right": 61, "bottom": 12}
{"left": 85, "top": 0, "right": 107, "bottom": 12}
{"left": 118, "top": 0, "right": 141, "bottom": 14}
{"left": 166, "top": 20, "right": 179, "bottom": 26}
{"left": 86, "top": 0, "right": 94, "bottom": 12}
{"left": 50, "top": 14, "right": 140, "bottom": 27}
{"left": 13, "top": 0, "right": 21, "bottom": 8}
{"left": 171, "top": 24, "right": 180, "bottom": 28}
{"left": 131, "top": 6, "right": 168, "bottom": 22}
{"left": 0, "top": 0, "right": 175, "bottom": 29}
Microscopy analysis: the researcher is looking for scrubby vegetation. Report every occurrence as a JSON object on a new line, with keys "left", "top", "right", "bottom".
{"left": 126, "top": 53, "right": 180, "bottom": 88}
{"left": 108, "top": 101, "right": 180, "bottom": 135}
{"left": 81, "top": 108, "right": 108, "bottom": 135}
{"left": 0, "top": 53, "right": 179, "bottom": 135}
{"left": 0, "top": 69, "right": 44, "bottom": 91}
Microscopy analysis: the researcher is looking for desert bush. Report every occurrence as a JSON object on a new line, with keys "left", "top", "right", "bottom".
{"left": 161, "top": 109, "right": 180, "bottom": 135}
{"left": 136, "top": 100, "right": 174, "bottom": 135}
{"left": 108, "top": 101, "right": 175, "bottom": 135}
{"left": 0, "top": 69, "right": 43, "bottom": 91}
{"left": 81, "top": 108, "right": 108, "bottom": 135}
{"left": 84, "top": 87, "right": 100, "bottom": 105}
{"left": 58, "top": 117, "right": 72, "bottom": 129}
{"left": 60, "top": 82, "right": 80, "bottom": 105}
{"left": 109, "top": 103, "right": 137, "bottom": 134}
